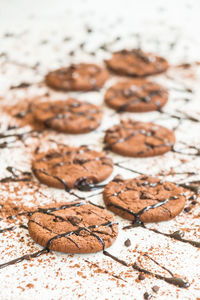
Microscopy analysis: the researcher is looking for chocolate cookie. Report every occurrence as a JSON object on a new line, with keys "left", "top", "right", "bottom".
{"left": 32, "top": 98, "right": 102, "bottom": 134}
{"left": 105, "top": 49, "right": 168, "bottom": 77}
{"left": 104, "top": 79, "right": 168, "bottom": 112}
{"left": 45, "top": 63, "right": 109, "bottom": 91}
{"left": 32, "top": 145, "right": 113, "bottom": 190}
{"left": 103, "top": 175, "right": 186, "bottom": 223}
{"left": 104, "top": 120, "right": 175, "bottom": 157}
{"left": 28, "top": 201, "right": 118, "bottom": 253}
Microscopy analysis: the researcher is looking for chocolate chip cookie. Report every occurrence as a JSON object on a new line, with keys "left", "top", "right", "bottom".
{"left": 104, "top": 79, "right": 168, "bottom": 112}
{"left": 32, "top": 145, "right": 113, "bottom": 190}
{"left": 45, "top": 63, "right": 109, "bottom": 91}
{"left": 103, "top": 175, "right": 186, "bottom": 223}
{"left": 32, "top": 98, "right": 102, "bottom": 134}
{"left": 28, "top": 201, "right": 118, "bottom": 253}
{"left": 104, "top": 120, "right": 175, "bottom": 157}
{"left": 105, "top": 49, "right": 168, "bottom": 77}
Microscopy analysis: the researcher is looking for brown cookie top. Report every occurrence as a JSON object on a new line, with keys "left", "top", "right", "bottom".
{"left": 104, "top": 120, "right": 175, "bottom": 157}
{"left": 45, "top": 63, "right": 109, "bottom": 91}
{"left": 32, "top": 98, "right": 102, "bottom": 134}
{"left": 32, "top": 145, "right": 113, "bottom": 190}
{"left": 28, "top": 201, "right": 118, "bottom": 253}
{"left": 105, "top": 49, "right": 168, "bottom": 77}
{"left": 104, "top": 79, "right": 168, "bottom": 112}
{"left": 103, "top": 175, "right": 186, "bottom": 223}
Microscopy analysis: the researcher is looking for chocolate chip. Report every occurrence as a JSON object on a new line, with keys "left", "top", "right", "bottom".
{"left": 0, "top": 52, "right": 7, "bottom": 58}
{"left": 143, "top": 292, "right": 152, "bottom": 300}
{"left": 186, "top": 88, "right": 193, "bottom": 93}
{"left": 124, "top": 238, "right": 131, "bottom": 247}
{"left": 138, "top": 273, "right": 145, "bottom": 280}
{"left": 63, "top": 36, "right": 71, "bottom": 42}
{"left": 33, "top": 62, "right": 40, "bottom": 70}
{"left": 152, "top": 285, "right": 160, "bottom": 293}
{"left": 14, "top": 111, "right": 26, "bottom": 118}
{"left": 140, "top": 192, "right": 150, "bottom": 199}
{"left": 10, "top": 82, "right": 31, "bottom": 89}
{"left": 189, "top": 194, "right": 197, "bottom": 201}
{"left": 69, "top": 50, "right": 75, "bottom": 56}
{"left": 4, "top": 32, "right": 14, "bottom": 38}
{"left": 141, "top": 181, "right": 149, "bottom": 186}
{"left": 113, "top": 174, "right": 124, "bottom": 182}
{"left": 184, "top": 206, "right": 191, "bottom": 212}
{"left": 40, "top": 40, "right": 48, "bottom": 45}
{"left": 79, "top": 42, "right": 85, "bottom": 49}
{"left": 7, "top": 125, "right": 18, "bottom": 130}
{"left": 99, "top": 44, "right": 108, "bottom": 51}
{"left": 53, "top": 216, "right": 63, "bottom": 222}
{"left": 191, "top": 200, "right": 198, "bottom": 205}
{"left": 164, "top": 185, "right": 172, "bottom": 191}
{"left": 86, "top": 27, "right": 93, "bottom": 33}
{"left": 171, "top": 196, "right": 178, "bottom": 200}
{"left": 68, "top": 216, "right": 82, "bottom": 226}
